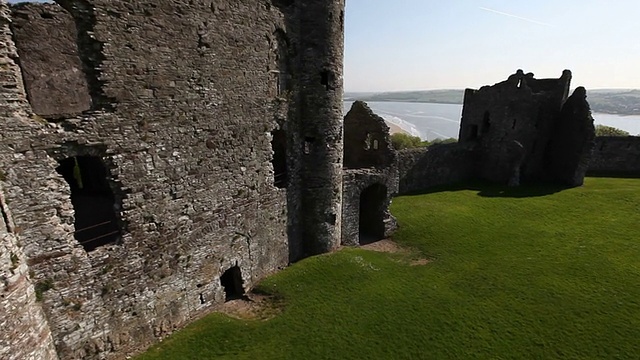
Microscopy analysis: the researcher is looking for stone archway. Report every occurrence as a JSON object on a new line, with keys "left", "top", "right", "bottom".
{"left": 359, "top": 183, "right": 387, "bottom": 245}
{"left": 220, "top": 266, "right": 245, "bottom": 301}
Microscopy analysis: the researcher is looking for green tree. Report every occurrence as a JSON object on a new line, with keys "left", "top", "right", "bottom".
{"left": 428, "top": 138, "right": 457, "bottom": 146}
{"left": 390, "top": 133, "right": 423, "bottom": 150}
{"left": 595, "top": 124, "right": 629, "bottom": 137}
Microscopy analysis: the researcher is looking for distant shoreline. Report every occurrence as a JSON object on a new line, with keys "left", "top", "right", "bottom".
{"left": 344, "top": 97, "right": 640, "bottom": 117}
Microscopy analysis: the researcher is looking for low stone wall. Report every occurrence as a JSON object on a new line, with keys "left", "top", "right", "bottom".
{"left": 397, "top": 143, "right": 477, "bottom": 195}
{"left": 588, "top": 136, "right": 640, "bottom": 176}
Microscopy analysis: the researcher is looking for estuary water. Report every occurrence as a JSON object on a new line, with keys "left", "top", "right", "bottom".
{"left": 343, "top": 101, "right": 640, "bottom": 141}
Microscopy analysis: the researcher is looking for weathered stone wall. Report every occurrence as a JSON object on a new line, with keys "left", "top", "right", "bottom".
{"left": 588, "top": 136, "right": 640, "bottom": 176}
{"left": 341, "top": 169, "right": 398, "bottom": 246}
{"left": 0, "top": 3, "right": 58, "bottom": 359}
{"left": 288, "top": 0, "right": 345, "bottom": 260}
{"left": 0, "top": 0, "right": 343, "bottom": 358}
{"left": 397, "top": 143, "right": 477, "bottom": 195}
{"left": 0, "top": 186, "right": 59, "bottom": 360}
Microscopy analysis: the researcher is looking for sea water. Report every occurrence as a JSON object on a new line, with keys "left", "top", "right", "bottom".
{"left": 343, "top": 101, "right": 640, "bottom": 141}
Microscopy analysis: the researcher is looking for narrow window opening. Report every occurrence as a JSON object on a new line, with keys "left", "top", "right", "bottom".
{"left": 512, "top": 119, "right": 517, "bottom": 130}
{"left": 320, "top": 71, "right": 330, "bottom": 90}
{"left": 56, "top": 156, "right": 122, "bottom": 252}
{"left": 364, "top": 133, "right": 372, "bottom": 150}
{"left": 517, "top": 79, "right": 522, "bottom": 88}
{"left": 273, "top": 29, "right": 290, "bottom": 96}
{"left": 466, "top": 124, "right": 479, "bottom": 141}
{"left": 271, "top": 129, "right": 287, "bottom": 188}
{"left": 327, "top": 212, "right": 337, "bottom": 225}
{"left": 199, "top": 293, "right": 205, "bottom": 304}
{"left": 359, "top": 184, "right": 387, "bottom": 245}
{"left": 278, "top": 72, "right": 290, "bottom": 96}
{"left": 220, "top": 266, "right": 244, "bottom": 301}
{"left": 304, "top": 137, "right": 315, "bottom": 155}
{"left": 373, "top": 139, "right": 379, "bottom": 150}
{"left": 482, "top": 111, "right": 491, "bottom": 134}
{"left": 340, "top": 10, "right": 345, "bottom": 30}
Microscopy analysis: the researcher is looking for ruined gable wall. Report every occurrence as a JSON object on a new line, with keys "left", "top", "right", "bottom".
{"left": 343, "top": 101, "right": 395, "bottom": 169}
{"left": 2, "top": 0, "right": 296, "bottom": 358}
{"left": 589, "top": 136, "right": 640, "bottom": 176}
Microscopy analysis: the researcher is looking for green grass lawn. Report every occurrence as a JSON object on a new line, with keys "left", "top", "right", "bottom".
{"left": 137, "top": 177, "right": 640, "bottom": 359}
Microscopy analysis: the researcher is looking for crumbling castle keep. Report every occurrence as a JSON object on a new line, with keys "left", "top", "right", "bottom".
{"left": 0, "top": 1, "right": 635, "bottom": 359}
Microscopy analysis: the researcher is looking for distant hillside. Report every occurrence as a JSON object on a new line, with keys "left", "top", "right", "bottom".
{"left": 586, "top": 90, "right": 640, "bottom": 115}
{"left": 345, "top": 89, "right": 640, "bottom": 116}
{"left": 346, "top": 90, "right": 464, "bottom": 104}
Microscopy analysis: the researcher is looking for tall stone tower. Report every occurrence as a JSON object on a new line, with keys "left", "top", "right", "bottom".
{"left": 288, "top": 0, "right": 346, "bottom": 260}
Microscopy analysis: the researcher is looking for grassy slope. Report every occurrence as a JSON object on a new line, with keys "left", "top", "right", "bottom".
{"left": 137, "top": 178, "right": 640, "bottom": 359}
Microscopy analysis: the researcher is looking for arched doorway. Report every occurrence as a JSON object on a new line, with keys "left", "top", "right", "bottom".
{"left": 359, "top": 183, "right": 387, "bottom": 245}
{"left": 220, "top": 266, "right": 245, "bottom": 301}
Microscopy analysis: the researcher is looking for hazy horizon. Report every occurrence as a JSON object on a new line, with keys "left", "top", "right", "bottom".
{"left": 345, "top": 87, "right": 640, "bottom": 94}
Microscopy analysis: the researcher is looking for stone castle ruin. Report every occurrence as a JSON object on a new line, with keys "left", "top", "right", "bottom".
{"left": 0, "top": 1, "right": 638, "bottom": 359}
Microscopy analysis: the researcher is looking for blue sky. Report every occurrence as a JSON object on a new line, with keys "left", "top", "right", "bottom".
{"left": 8, "top": 0, "right": 640, "bottom": 91}
{"left": 345, "top": 0, "right": 640, "bottom": 91}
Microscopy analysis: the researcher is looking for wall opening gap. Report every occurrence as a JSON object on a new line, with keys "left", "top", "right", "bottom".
{"left": 220, "top": 266, "right": 244, "bottom": 301}
{"left": 359, "top": 183, "right": 387, "bottom": 245}
{"left": 273, "top": 29, "right": 290, "bottom": 96}
{"left": 55, "top": 156, "right": 122, "bottom": 251}
{"left": 467, "top": 124, "right": 479, "bottom": 141}
{"left": 271, "top": 129, "right": 287, "bottom": 188}
{"left": 320, "top": 70, "right": 330, "bottom": 90}
{"left": 304, "top": 137, "right": 315, "bottom": 155}
{"left": 482, "top": 111, "right": 491, "bottom": 134}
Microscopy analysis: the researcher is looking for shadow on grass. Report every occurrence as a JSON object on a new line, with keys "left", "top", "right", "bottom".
{"left": 398, "top": 181, "right": 571, "bottom": 199}
{"left": 586, "top": 171, "right": 640, "bottom": 179}
{"left": 475, "top": 183, "right": 569, "bottom": 198}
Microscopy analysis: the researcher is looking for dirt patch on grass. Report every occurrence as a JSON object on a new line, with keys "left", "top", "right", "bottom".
{"left": 359, "top": 239, "right": 431, "bottom": 266}
{"left": 360, "top": 239, "right": 407, "bottom": 253}
{"left": 217, "top": 293, "right": 284, "bottom": 321}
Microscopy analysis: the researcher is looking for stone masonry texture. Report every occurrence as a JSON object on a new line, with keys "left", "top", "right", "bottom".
{"left": 589, "top": 136, "right": 640, "bottom": 176}
{"left": 0, "top": 0, "right": 345, "bottom": 358}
